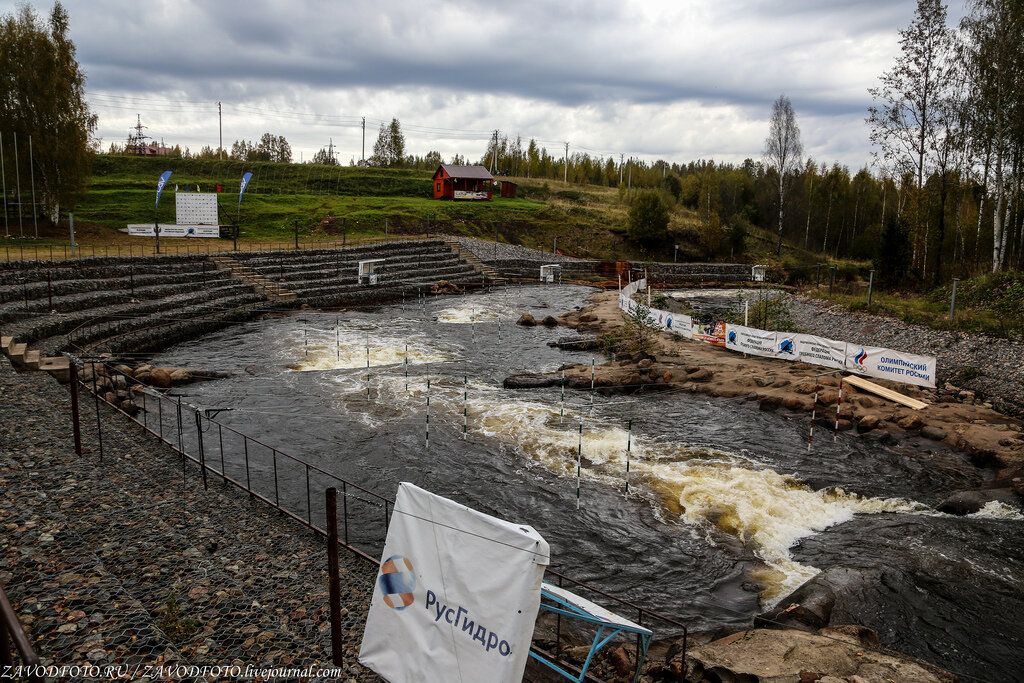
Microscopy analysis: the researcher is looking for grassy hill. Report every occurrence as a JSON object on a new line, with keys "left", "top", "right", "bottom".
{"left": 5, "top": 154, "right": 826, "bottom": 265}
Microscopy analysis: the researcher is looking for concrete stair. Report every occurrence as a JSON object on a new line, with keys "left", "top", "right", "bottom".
{"left": 1, "top": 338, "right": 71, "bottom": 382}
{"left": 209, "top": 256, "right": 297, "bottom": 302}
{"left": 444, "top": 239, "right": 500, "bottom": 280}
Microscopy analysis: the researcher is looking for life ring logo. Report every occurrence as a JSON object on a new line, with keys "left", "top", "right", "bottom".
{"left": 378, "top": 555, "right": 416, "bottom": 610}
{"left": 854, "top": 349, "right": 867, "bottom": 365}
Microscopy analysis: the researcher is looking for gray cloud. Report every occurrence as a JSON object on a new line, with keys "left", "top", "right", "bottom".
{"left": 2, "top": 0, "right": 956, "bottom": 168}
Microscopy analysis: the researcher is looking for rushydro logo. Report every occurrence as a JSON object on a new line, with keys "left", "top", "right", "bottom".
{"left": 378, "top": 555, "right": 416, "bottom": 610}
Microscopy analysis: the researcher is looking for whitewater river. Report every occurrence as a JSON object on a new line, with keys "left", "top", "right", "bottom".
{"left": 149, "top": 284, "right": 1024, "bottom": 680}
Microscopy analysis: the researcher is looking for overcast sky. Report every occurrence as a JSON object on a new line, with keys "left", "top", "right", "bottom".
{"left": 6, "top": 0, "right": 967, "bottom": 170}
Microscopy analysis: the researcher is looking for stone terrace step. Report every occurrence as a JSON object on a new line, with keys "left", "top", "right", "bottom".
{"left": 7, "top": 283, "right": 258, "bottom": 347}
{"left": 0, "top": 268, "right": 236, "bottom": 307}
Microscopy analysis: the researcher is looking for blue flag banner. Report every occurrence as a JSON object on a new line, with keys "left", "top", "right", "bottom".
{"left": 156, "top": 171, "right": 172, "bottom": 210}
{"left": 239, "top": 172, "right": 253, "bottom": 207}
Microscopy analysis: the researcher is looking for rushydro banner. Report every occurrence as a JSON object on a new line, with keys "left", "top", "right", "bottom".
{"left": 359, "top": 483, "right": 550, "bottom": 683}
{"left": 620, "top": 281, "right": 936, "bottom": 388}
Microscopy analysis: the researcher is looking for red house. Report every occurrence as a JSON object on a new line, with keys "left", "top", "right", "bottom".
{"left": 432, "top": 165, "right": 494, "bottom": 200}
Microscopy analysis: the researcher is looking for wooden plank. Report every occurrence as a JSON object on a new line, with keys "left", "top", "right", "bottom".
{"left": 843, "top": 374, "right": 928, "bottom": 410}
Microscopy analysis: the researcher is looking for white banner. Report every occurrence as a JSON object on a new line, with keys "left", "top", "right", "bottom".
{"left": 360, "top": 483, "right": 549, "bottom": 683}
{"left": 795, "top": 334, "right": 847, "bottom": 370}
{"left": 845, "top": 345, "right": 936, "bottom": 388}
{"left": 127, "top": 224, "right": 220, "bottom": 238}
{"left": 453, "top": 190, "right": 489, "bottom": 199}
{"left": 725, "top": 324, "right": 781, "bottom": 359}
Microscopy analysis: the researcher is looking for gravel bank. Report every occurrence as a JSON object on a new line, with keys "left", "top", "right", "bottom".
{"left": 0, "top": 358, "right": 381, "bottom": 681}
{"left": 446, "top": 235, "right": 585, "bottom": 265}
{"left": 789, "top": 295, "right": 1024, "bottom": 418}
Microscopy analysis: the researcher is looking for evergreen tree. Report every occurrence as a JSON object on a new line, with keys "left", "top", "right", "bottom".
{"left": 371, "top": 118, "right": 406, "bottom": 167}
{"left": 626, "top": 190, "right": 670, "bottom": 247}
{"left": 0, "top": 2, "right": 96, "bottom": 220}
{"left": 875, "top": 214, "right": 912, "bottom": 287}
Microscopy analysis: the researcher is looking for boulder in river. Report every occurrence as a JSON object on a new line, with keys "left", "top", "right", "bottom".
{"left": 149, "top": 368, "right": 172, "bottom": 388}
{"left": 503, "top": 373, "right": 560, "bottom": 389}
{"left": 517, "top": 313, "right": 537, "bottom": 327}
{"left": 541, "top": 315, "right": 559, "bottom": 327}
{"left": 936, "top": 488, "right": 1020, "bottom": 516}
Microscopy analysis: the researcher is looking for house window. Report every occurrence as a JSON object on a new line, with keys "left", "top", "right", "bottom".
{"left": 436, "top": 183, "right": 441, "bottom": 192}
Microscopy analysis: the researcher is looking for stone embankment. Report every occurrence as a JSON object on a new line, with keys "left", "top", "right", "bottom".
{"left": 1, "top": 356, "right": 381, "bottom": 680}
{"left": 789, "top": 295, "right": 1024, "bottom": 418}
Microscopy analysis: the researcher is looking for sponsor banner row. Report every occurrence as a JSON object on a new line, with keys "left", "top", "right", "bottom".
{"left": 617, "top": 284, "right": 936, "bottom": 388}
{"left": 724, "top": 324, "right": 936, "bottom": 388}
{"left": 127, "top": 224, "right": 221, "bottom": 238}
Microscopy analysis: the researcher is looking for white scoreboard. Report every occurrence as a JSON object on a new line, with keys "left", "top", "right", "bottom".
{"left": 175, "top": 193, "right": 219, "bottom": 225}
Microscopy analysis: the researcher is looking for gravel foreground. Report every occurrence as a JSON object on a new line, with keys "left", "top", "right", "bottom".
{"left": 788, "top": 295, "right": 1024, "bottom": 418}
{"left": 0, "top": 357, "right": 382, "bottom": 682}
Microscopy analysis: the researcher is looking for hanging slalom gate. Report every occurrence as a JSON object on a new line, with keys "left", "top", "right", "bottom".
{"left": 65, "top": 357, "right": 688, "bottom": 678}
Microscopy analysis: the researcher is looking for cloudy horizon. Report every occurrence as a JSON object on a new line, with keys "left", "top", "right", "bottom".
{"left": 5, "top": 0, "right": 967, "bottom": 171}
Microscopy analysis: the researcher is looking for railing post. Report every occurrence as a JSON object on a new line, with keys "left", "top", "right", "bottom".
{"left": 194, "top": 409, "right": 208, "bottom": 491}
{"left": 306, "top": 463, "right": 312, "bottom": 524}
{"left": 68, "top": 360, "right": 82, "bottom": 456}
{"left": 218, "top": 423, "right": 226, "bottom": 484}
{"left": 90, "top": 361, "right": 103, "bottom": 461}
{"left": 326, "top": 487, "right": 344, "bottom": 667}
{"left": 244, "top": 437, "right": 252, "bottom": 497}
{"left": 176, "top": 397, "right": 185, "bottom": 484}
{"left": 272, "top": 449, "right": 280, "bottom": 506}
{"left": 950, "top": 277, "right": 959, "bottom": 321}
{"left": 342, "top": 481, "right": 349, "bottom": 546}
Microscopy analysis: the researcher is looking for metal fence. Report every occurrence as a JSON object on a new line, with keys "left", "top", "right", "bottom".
{"left": 70, "top": 358, "right": 688, "bottom": 678}
{"left": 0, "top": 233, "right": 439, "bottom": 264}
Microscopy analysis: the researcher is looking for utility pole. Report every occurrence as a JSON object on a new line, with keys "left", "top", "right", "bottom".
{"left": 1, "top": 130, "right": 8, "bottom": 237}
{"left": 13, "top": 131, "right": 22, "bottom": 237}
{"left": 627, "top": 157, "right": 632, "bottom": 190}
{"left": 619, "top": 153, "right": 624, "bottom": 185}
{"left": 29, "top": 135, "right": 37, "bottom": 238}
{"left": 327, "top": 138, "right": 336, "bottom": 164}
{"left": 490, "top": 130, "right": 499, "bottom": 174}
{"left": 218, "top": 102, "right": 223, "bottom": 159}
{"left": 563, "top": 142, "right": 569, "bottom": 183}
{"left": 361, "top": 117, "right": 366, "bottom": 164}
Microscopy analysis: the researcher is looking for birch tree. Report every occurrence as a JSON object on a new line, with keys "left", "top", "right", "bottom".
{"left": 763, "top": 95, "right": 803, "bottom": 255}
{"left": 867, "top": 0, "right": 954, "bottom": 278}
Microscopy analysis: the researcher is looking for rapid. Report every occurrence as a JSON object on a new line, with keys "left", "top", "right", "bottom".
{"left": 148, "top": 284, "right": 1024, "bottom": 680}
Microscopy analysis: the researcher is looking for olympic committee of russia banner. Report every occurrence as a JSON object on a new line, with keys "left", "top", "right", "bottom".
{"left": 359, "top": 483, "right": 550, "bottom": 683}
{"left": 845, "top": 344, "right": 937, "bottom": 388}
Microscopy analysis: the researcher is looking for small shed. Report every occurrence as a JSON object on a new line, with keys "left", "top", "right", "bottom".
{"left": 539, "top": 264, "right": 562, "bottom": 283}
{"left": 499, "top": 180, "right": 518, "bottom": 198}
{"left": 751, "top": 265, "right": 768, "bottom": 282}
{"left": 358, "top": 259, "right": 385, "bottom": 285}
{"left": 432, "top": 165, "right": 494, "bottom": 200}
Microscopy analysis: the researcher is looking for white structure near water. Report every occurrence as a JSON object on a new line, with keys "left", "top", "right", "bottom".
{"left": 358, "top": 259, "right": 385, "bottom": 285}
{"left": 540, "top": 264, "right": 562, "bottom": 283}
{"left": 126, "top": 193, "right": 221, "bottom": 238}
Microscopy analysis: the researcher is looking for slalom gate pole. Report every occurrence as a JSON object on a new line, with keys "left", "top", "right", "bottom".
{"left": 560, "top": 364, "right": 566, "bottom": 424}
{"left": 425, "top": 379, "right": 430, "bottom": 450}
{"left": 304, "top": 325, "right": 308, "bottom": 358}
{"left": 626, "top": 419, "right": 632, "bottom": 493}
{"left": 336, "top": 323, "right": 340, "bottom": 360}
{"left": 463, "top": 375, "right": 468, "bottom": 439}
{"left": 808, "top": 389, "right": 818, "bottom": 451}
{"left": 404, "top": 344, "right": 409, "bottom": 392}
{"left": 590, "top": 359, "right": 595, "bottom": 411}
{"left": 471, "top": 308, "right": 476, "bottom": 344}
{"left": 833, "top": 377, "right": 844, "bottom": 442}
{"left": 365, "top": 332, "right": 370, "bottom": 400}
{"left": 577, "top": 419, "right": 583, "bottom": 510}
